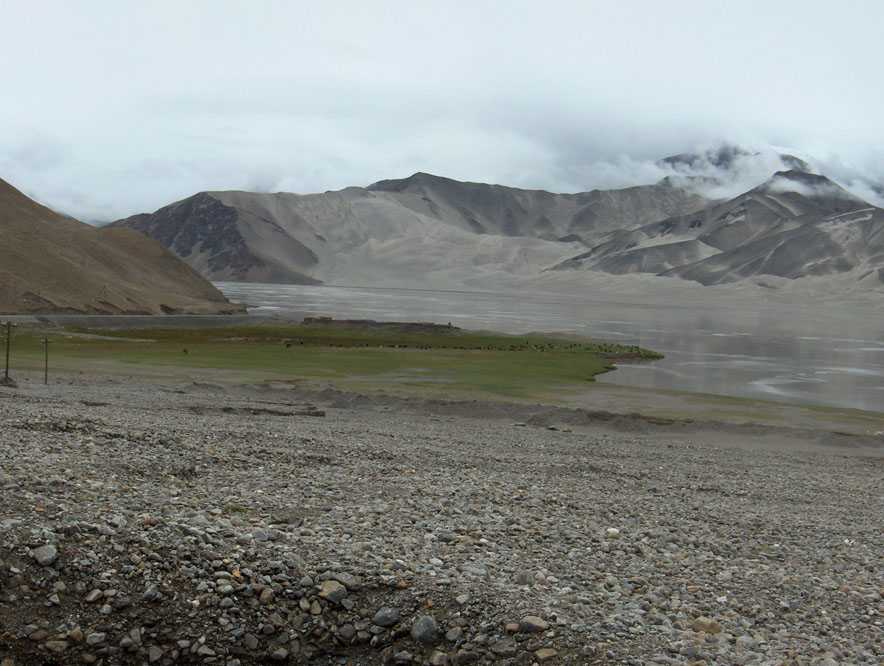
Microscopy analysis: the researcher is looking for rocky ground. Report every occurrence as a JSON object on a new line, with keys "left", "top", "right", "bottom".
{"left": 0, "top": 375, "right": 881, "bottom": 665}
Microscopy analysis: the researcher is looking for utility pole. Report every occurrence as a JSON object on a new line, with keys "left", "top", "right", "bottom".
{"left": 3, "top": 321, "right": 10, "bottom": 382}
{"left": 42, "top": 336, "right": 49, "bottom": 385}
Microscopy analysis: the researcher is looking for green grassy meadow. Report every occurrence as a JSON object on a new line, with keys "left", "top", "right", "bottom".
{"left": 4, "top": 322, "right": 662, "bottom": 399}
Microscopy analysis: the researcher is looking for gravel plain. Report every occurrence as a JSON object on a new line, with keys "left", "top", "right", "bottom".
{"left": 0, "top": 374, "right": 882, "bottom": 665}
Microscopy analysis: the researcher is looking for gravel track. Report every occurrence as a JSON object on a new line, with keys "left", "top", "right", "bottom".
{"left": 0, "top": 377, "right": 881, "bottom": 665}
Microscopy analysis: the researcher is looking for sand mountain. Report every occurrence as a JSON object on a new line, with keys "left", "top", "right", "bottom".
{"left": 110, "top": 174, "right": 707, "bottom": 285}
{"left": 0, "top": 178, "right": 241, "bottom": 314}
{"left": 552, "top": 170, "right": 884, "bottom": 284}
{"left": 111, "top": 164, "right": 884, "bottom": 290}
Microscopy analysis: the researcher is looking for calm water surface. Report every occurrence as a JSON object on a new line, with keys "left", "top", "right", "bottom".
{"left": 217, "top": 282, "right": 884, "bottom": 412}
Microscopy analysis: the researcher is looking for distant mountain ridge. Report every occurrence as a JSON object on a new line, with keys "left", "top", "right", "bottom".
{"left": 109, "top": 149, "right": 884, "bottom": 291}
{"left": 0, "top": 177, "right": 242, "bottom": 314}
{"left": 552, "top": 170, "right": 883, "bottom": 284}
{"left": 110, "top": 172, "right": 707, "bottom": 285}
{"left": 366, "top": 172, "right": 707, "bottom": 239}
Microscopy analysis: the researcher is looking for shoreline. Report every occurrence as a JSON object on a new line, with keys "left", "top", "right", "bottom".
{"left": 2, "top": 310, "right": 883, "bottom": 422}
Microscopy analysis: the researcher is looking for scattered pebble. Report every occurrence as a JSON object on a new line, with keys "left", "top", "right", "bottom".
{"left": 0, "top": 378, "right": 879, "bottom": 664}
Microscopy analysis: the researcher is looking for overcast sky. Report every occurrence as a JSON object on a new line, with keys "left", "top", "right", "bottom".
{"left": 2, "top": 1, "right": 883, "bottom": 220}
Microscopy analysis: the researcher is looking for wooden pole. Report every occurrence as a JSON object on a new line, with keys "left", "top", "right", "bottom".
{"left": 3, "top": 322, "right": 10, "bottom": 382}
{"left": 43, "top": 337, "right": 49, "bottom": 385}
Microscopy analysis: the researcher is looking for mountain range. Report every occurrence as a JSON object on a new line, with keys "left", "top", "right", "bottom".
{"left": 109, "top": 149, "right": 884, "bottom": 292}
{"left": 554, "top": 170, "right": 884, "bottom": 285}
{"left": 110, "top": 172, "right": 708, "bottom": 286}
{"left": 0, "top": 178, "right": 241, "bottom": 314}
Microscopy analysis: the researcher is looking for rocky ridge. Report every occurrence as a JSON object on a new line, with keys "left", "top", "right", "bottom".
{"left": 552, "top": 170, "right": 884, "bottom": 285}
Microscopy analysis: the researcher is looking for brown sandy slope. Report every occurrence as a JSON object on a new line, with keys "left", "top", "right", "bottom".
{"left": 0, "top": 178, "right": 243, "bottom": 314}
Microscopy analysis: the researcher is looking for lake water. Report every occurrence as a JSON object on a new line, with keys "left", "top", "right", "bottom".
{"left": 217, "top": 282, "right": 884, "bottom": 412}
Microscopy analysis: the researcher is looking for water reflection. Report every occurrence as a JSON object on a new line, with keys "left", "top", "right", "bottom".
{"left": 217, "top": 282, "right": 884, "bottom": 412}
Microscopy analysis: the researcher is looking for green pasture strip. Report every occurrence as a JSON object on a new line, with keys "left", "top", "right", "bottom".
{"left": 6, "top": 326, "right": 628, "bottom": 398}
{"left": 65, "top": 323, "right": 662, "bottom": 359}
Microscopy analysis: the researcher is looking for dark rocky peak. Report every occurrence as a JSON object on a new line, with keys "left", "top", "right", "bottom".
{"left": 367, "top": 172, "right": 454, "bottom": 192}
{"left": 769, "top": 169, "right": 833, "bottom": 186}
{"left": 659, "top": 144, "right": 811, "bottom": 174}
{"left": 659, "top": 144, "right": 753, "bottom": 171}
{"left": 779, "top": 154, "right": 811, "bottom": 171}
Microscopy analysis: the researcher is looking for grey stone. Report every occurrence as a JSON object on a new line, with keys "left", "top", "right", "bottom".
{"left": 373, "top": 606, "right": 400, "bottom": 627}
{"left": 411, "top": 615, "right": 440, "bottom": 644}
{"left": 445, "top": 627, "right": 463, "bottom": 642}
{"left": 31, "top": 545, "right": 58, "bottom": 566}
{"left": 520, "top": 615, "right": 549, "bottom": 633}
{"left": 317, "top": 579, "right": 347, "bottom": 603}
{"left": 535, "top": 647, "right": 558, "bottom": 662}
{"left": 142, "top": 584, "right": 162, "bottom": 602}
{"left": 490, "top": 638, "right": 517, "bottom": 656}
{"left": 44, "top": 641, "right": 69, "bottom": 654}
{"left": 454, "top": 651, "right": 480, "bottom": 665}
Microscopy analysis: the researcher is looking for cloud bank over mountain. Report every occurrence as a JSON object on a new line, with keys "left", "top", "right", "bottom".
{"left": 2, "top": 1, "right": 883, "bottom": 219}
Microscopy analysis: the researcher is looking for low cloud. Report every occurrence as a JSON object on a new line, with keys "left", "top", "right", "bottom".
{"left": 2, "top": 3, "right": 883, "bottom": 219}
{"left": 3, "top": 128, "right": 882, "bottom": 222}
{"left": 557, "top": 144, "right": 884, "bottom": 207}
